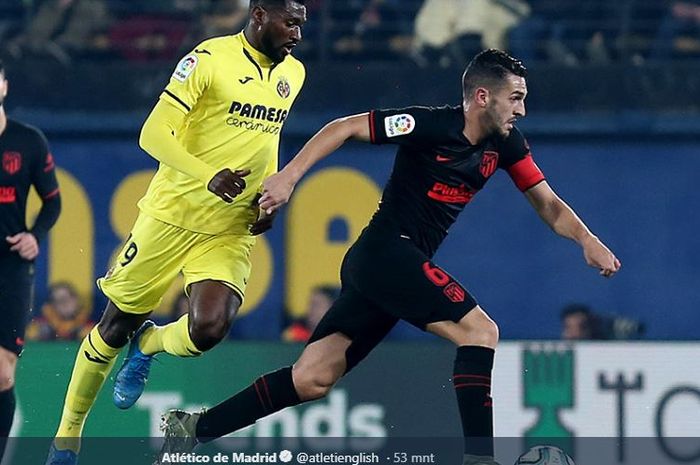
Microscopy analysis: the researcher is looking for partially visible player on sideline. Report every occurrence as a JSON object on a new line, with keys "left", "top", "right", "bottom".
{"left": 0, "top": 58, "right": 61, "bottom": 461}
{"left": 45, "top": 1, "right": 307, "bottom": 464}
{"left": 157, "top": 50, "right": 620, "bottom": 465}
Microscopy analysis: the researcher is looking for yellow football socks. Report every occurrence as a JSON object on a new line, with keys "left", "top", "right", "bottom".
{"left": 139, "top": 315, "right": 202, "bottom": 357}
{"left": 55, "top": 326, "right": 120, "bottom": 452}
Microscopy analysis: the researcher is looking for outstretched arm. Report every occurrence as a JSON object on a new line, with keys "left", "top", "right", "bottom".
{"left": 525, "top": 181, "right": 621, "bottom": 277}
{"left": 259, "top": 113, "right": 370, "bottom": 213}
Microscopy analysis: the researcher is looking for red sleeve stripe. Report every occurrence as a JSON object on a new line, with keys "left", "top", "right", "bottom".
{"left": 42, "top": 188, "right": 60, "bottom": 200}
{"left": 368, "top": 111, "right": 376, "bottom": 144}
{"left": 506, "top": 154, "right": 545, "bottom": 192}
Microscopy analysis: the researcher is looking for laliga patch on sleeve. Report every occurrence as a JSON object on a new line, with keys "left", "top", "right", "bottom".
{"left": 384, "top": 114, "right": 416, "bottom": 138}
{"left": 172, "top": 55, "right": 198, "bottom": 82}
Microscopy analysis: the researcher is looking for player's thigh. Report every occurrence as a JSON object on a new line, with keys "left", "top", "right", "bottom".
{"left": 98, "top": 214, "right": 195, "bottom": 314}
{"left": 345, "top": 236, "right": 478, "bottom": 330}
{"left": 0, "top": 255, "right": 34, "bottom": 356}
{"left": 308, "top": 287, "right": 399, "bottom": 374}
{"left": 181, "top": 233, "right": 256, "bottom": 304}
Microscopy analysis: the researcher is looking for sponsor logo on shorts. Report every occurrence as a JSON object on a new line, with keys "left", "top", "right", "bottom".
{"left": 480, "top": 151, "right": 499, "bottom": 178}
{"left": 384, "top": 114, "right": 415, "bottom": 138}
{"left": 172, "top": 55, "right": 198, "bottom": 82}
{"left": 3, "top": 151, "right": 22, "bottom": 175}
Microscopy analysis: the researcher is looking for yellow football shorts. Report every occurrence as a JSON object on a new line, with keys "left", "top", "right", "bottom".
{"left": 98, "top": 213, "right": 255, "bottom": 314}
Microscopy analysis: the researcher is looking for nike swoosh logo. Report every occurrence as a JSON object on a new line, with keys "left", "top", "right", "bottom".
{"left": 84, "top": 351, "right": 108, "bottom": 364}
{"left": 239, "top": 76, "right": 254, "bottom": 84}
{"left": 436, "top": 155, "right": 451, "bottom": 162}
{"left": 194, "top": 48, "right": 211, "bottom": 55}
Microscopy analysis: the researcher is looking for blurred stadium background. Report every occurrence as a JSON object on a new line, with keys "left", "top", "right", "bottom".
{"left": 1, "top": 0, "right": 699, "bottom": 461}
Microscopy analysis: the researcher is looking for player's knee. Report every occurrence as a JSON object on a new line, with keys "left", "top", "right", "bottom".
{"left": 0, "top": 376, "right": 14, "bottom": 392}
{"left": 0, "top": 355, "right": 16, "bottom": 391}
{"left": 98, "top": 303, "right": 147, "bottom": 348}
{"left": 481, "top": 319, "right": 500, "bottom": 347}
{"left": 0, "top": 367, "right": 14, "bottom": 391}
{"left": 457, "top": 309, "right": 499, "bottom": 348}
{"left": 292, "top": 364, "right": 339, "bottom": 401}
{"left": 189, "top": 315, "right": 231, "bottom": 352}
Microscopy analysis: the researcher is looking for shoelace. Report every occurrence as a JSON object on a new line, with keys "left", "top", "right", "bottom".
{"left": 128, "top": 354, "right": 152, "bottom": 382}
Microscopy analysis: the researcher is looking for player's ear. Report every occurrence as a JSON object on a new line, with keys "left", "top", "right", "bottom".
{"left": 251, "top": 5, "right": 270, "bottom": 27}
{"left": 474, "top": 87, "right": 489, "bottom": 108}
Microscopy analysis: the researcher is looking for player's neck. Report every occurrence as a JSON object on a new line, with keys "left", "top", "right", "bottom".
{"left": 462, "top": 112, "right": 487, "bottom": 145}
{"left": 242, "top": 27, "right": 272, "bottom": 64}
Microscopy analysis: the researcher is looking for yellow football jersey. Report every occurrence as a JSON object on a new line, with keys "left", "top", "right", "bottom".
{"left": 138, "top": 32, "right": 306, "bottom": 234}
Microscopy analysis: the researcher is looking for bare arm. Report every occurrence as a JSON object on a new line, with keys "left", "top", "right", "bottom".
{"left": 259, "top": 113, "right": 370, "bottom": 212}
{"left": 525, "top": 181, "right": 621, "bottom": 277}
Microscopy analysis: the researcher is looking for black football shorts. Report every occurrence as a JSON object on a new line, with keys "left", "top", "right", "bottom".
{"left": 0, "top": 254, "right": 34, "bottom": 355}
{"left": 309, "top": 223, "right": 477, "bottom": 371}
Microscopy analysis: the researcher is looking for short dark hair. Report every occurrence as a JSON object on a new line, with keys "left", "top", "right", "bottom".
{"left": 462, "top": 49, "right": 527, "bottom": 99}
{"left": 249, "top": 0, "right": 304, "bottom": 10}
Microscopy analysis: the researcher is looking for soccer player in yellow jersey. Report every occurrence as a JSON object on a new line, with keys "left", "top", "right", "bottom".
{"left": 45, "top": 1, "right": 307, "bottom": 464}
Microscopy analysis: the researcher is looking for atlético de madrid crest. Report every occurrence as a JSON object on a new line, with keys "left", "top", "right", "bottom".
{"left": 277, "top": 76, "right": 291, "bottom": 98}
{"left": 480, "top": 151, "right": 499, "bottom": 178}
{"left": 2, "top": 151, "right": 22, "bottom": 175}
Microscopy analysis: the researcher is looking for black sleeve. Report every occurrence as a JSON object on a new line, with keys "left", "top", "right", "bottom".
{"left": 29, "top": 130, "right": 61, "bottom": 242}
{"left": 497, "top": 126, "right": 546, "bottom": 192}
{"left": 368, "top": 106, "right": 441, "bottom": 146}
{"left": 496, "top": 126, "right": 531, "bottom": 169}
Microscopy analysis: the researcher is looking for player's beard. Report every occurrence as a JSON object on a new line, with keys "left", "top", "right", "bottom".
{"left": 482, "top": 104, "right": 509, "bottom": 139}
{"left": 260, "top": 31, "right": 285, "bottom": 63}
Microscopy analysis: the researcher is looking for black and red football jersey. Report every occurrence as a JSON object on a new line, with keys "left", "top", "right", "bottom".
{"left": 368, "top": 105, "right": 544, "bottom": 256}
{"left": 0, "top": 119, "right": 59, "bottom": 253}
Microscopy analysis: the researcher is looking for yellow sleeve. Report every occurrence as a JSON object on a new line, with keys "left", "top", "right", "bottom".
{"left": 161, "top": 51, "right": 212, "bottom": 113}
{"left": 139, "top": 99, "right": 219, "bottom": 185}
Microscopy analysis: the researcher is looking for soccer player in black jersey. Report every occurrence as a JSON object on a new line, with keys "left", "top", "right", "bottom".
{"left": 157, "top": 50, "right": 620, "bottom": 465}
{"left": 0, "top": 59, "right": 61, "bottom": 460}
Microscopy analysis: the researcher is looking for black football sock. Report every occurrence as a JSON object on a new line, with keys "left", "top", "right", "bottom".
{"left": 0, "top": 387, "right": 16, "bottom": 460}
{"left": 453, "top": 346, "right": 495, "bottom": 458}
{"left": 196, "top": 367, "right": 301, "bottom": 442}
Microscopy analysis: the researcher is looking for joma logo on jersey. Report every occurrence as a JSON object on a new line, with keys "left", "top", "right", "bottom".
{"left": 228, "top": 101, "right": 288, "bottom": 123}
{"left": 427, "top": 182, "right": 475, "bottom": 204}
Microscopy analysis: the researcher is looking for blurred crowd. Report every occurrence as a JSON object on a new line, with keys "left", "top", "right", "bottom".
{"left": 560, "top": 303, "right": 646, "bottom": 341}
{"left": 1, "top": 0, "right": 699, "bottom": 65}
